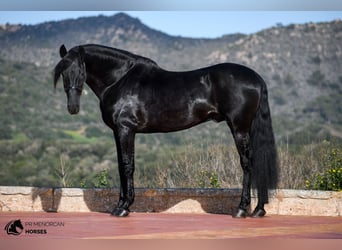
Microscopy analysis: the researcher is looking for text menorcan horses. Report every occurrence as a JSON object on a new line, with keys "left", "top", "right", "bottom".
{"left": 54, "top": 44, "right": 278, "bottom": 218}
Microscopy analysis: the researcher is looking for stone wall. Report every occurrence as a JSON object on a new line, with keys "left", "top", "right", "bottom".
{"left": 0, "top": 186, "right": 341, "bottom": 216}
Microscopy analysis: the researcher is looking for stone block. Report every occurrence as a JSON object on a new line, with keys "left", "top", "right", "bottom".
{"left": 0, "top": 186, "right": 341, "bottom": 216}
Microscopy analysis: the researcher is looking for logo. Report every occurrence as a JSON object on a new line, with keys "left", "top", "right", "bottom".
{"left": 4, "top": 220, "right": 24, "bottom": 236}
{"left": 4, "top": 219, "right": 65, "bottom": 236}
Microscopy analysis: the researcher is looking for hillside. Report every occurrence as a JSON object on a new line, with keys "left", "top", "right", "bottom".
{"left": 0, "top": 13, "right": 341, "bottom": 187}
{"left": 1, "top": 13, "right": 341, "bottom": 141}
{"left": 0, "top": 13, "right": 244, "bottom": 68}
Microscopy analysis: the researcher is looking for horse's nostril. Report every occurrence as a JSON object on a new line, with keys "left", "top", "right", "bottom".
{"left": 68, "top": 105, "right": 79, "bottom": 115}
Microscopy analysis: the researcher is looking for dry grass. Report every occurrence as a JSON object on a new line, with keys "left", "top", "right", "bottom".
{"left": 156, "top": 144, "right": 242, "bottom": 188}
{"left": 153, "top": 140, "right": 341, "bottom": 190}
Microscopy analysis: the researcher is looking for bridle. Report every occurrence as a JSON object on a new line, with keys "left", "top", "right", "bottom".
{"left": 67, "top": 85, "right": 83, "bottom": 93}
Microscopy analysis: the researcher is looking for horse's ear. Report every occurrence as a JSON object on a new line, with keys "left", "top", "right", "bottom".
{"left": 59, "top": 44, "right": 68, "bottom": 58}
{"left": 79, "top": 46, "right": 85, "bottom": 62}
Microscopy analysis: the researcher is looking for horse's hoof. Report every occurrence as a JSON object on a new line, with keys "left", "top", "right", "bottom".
{"left": 251, "top": 208, "right": 266, "bottom": 218}
{"left": 111, "top": 207, "right": 130, "bottom": 217}
{"left": 232, "top": 208, "right": 248, "bottom": 218}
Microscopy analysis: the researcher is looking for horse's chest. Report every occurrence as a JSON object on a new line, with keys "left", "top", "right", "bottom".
{"left": 101, "top": 95, "right": 147, "bottom": 130}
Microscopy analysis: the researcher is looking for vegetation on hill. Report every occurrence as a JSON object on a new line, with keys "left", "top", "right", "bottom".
{"left": 0, "top": 13, "right": 341, "bottom": 190}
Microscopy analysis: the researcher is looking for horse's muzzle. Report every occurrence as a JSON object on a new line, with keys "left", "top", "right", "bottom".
{"left": 68, "top": 105, "right": 80, "bottom": 115}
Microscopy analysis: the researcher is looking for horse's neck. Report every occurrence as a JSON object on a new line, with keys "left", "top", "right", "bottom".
{"left": 84, "top": 50, "right": 133, "bottom": 99}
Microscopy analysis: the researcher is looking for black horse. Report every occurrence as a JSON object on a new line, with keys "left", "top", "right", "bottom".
{"left": 54, "top": 44, "right": 278, "bottom": 218}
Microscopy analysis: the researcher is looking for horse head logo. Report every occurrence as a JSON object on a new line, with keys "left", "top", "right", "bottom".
{"left": 4, "top": 220, "right": 24, "bottom": 235}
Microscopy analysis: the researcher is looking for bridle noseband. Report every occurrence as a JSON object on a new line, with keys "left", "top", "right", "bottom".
{"left": 67, "top": 85, "right": 83, "bottom": 93}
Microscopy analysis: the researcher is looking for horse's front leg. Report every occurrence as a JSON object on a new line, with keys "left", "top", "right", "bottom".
{"left": 111, "top": 127, "right": 136, "bottom": 217}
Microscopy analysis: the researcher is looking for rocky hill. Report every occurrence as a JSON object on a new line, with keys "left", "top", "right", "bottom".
{"left": 0, "top": 13, "right": 243, "bottom": 68}
{"left": 0, "top": 13, "right": 341, "bottom": 144}
{"left": 0, "top": 12, "right": 341, "bottom": 188}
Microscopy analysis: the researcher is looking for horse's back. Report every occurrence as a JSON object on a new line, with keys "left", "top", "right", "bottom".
{"left": 205, "top": 63, "right": 264, "bottom": 87}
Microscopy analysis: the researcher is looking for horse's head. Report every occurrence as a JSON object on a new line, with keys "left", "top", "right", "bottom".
{"left": 14, "top": 220, "right": 24, "bottom": 230}
{"left": 54, "top": 44, "right": 86, "bottom": 115}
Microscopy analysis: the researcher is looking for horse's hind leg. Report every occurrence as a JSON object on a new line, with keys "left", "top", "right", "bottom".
{"left": 252, "top": 189, "right": 267, "bottom": 217}
{"left": 232, "top": 130, "right": 252, "bottom": 218}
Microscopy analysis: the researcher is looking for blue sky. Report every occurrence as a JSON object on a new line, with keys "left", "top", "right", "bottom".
{"left": 0, "top": 0, "right": 341, "bottom": 11}
{"left": 0, "top": 11, "right": 341, "bottom": 38}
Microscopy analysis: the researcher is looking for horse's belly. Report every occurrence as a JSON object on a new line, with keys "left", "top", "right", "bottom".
{"left": 138, "top": 99, "right": 223, "bottom": 133}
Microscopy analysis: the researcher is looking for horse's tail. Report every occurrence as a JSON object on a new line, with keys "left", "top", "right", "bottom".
{"left": 250, "top": 80, "right": 279, "bottom": 203}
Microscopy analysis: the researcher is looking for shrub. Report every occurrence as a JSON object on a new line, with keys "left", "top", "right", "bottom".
{"left": 94, "top": 169, "right": 110, "bottom": 188}
{"left": 80, "top": 169, "right": 111, "bottom": 188}
{"left": 305, "top": 147, "right": 342, "bottom": 191}
{"left": 196, "top": 169, "right": 221, "bottom": 188}
{"left": 307, "top": 70, "right": 325, "bottom": 86}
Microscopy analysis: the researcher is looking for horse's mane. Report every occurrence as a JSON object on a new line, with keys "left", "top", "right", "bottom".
{"left": 81, "top": 44, "right": 158, "bottom": 66}
{"left": 53, "top": 57, "right": 74, "bottom": 89}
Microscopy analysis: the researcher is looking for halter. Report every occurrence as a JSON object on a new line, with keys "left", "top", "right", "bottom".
{"left": 67, "top": 85, "right": 83, "bottom": 93}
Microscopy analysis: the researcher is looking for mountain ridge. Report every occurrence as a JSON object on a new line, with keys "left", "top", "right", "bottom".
{"left": 0, "top": 13, "right": 341, "bottom": 143}
{"left": 0, "top": 13, "right": 341, "bottom": 188}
